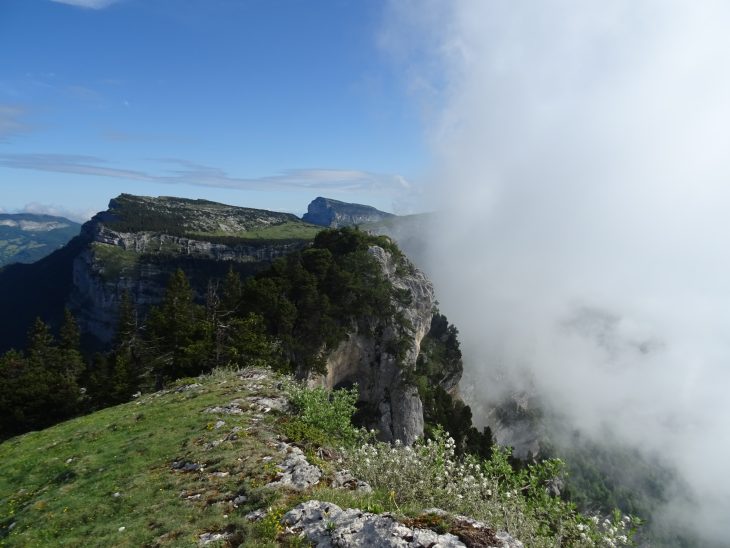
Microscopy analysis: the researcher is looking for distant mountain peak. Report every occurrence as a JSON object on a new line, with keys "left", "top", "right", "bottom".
{"left": 302, "top": 196, "right": 395, "bottom": 228}
{"left": 0, "top": 213, "right": 80, "bottom": 267}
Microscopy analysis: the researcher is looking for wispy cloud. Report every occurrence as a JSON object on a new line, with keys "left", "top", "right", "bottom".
{"left": 51, "top": 0, "right": 120, "bottom": 9}
{"left": 0, "top": 154, "right": 151, "bottom": 180}
{"left": 0, "top": 105, "right": 32, "bottom": 142}
{"left": 21, "top": 202, "right": 96, "bottom": 223}
{"left": 0, "top": 153, "right": 410, "bottom": 194}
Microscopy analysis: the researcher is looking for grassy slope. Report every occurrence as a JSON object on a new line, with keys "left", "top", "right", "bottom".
{"left": 0, "top": 369, "right": 290, "bottom": 547}
{"left": 188, "top": 221, "right": 322, "bottom": 241}
{"left": 0, "top": 366, "right": 642, "bottom": 548}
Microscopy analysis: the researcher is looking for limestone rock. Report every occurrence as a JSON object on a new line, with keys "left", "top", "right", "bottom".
{"left": 330, "top": 470, "right": 372, "bottom": 493}
{"left": 282, "top": 500, "right": 465, "bottom": 547}
{"left": 247, "top": 395, "right": 289, "bottom": 413}
{"left": 266, "top": 444, "right": 322, "bottom": 491}
{"left": 198, "top": 531, "right": 231, "bottom": 546}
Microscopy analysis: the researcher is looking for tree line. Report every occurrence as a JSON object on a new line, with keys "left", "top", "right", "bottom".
{"left": 0, "top": 227, "right": 492, "bottom": 462}
{"left": 0, "top": 228, "right": 406, "bottom": 439}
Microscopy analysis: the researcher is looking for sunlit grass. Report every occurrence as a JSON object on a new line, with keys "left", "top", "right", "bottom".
{"left": 0, "top": 369, "right": 287, "bottom": 546}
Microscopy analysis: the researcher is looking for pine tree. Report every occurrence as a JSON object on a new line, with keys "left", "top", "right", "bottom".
{"left": 109, "top": 291, "right": 145, "bottom": 400}
{"left": 27, "top": 317, "right": 55, "bottom": 369}
{"left": 58, "top": 308, "right": 84, "bottom": 381}
{"left": 115, "top": 290, "right": 137, "bottom": 348}
{"left": 0, "top": 318, "right": 83, "bottom": 435}
{"left": 145, "top": 269, "right": 202, "bottom": 384}
{"left": 221, "top": 267, "right": 242, "bottom": 314}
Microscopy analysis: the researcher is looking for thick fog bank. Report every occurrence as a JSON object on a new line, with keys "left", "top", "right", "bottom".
{"left": 383, "top": 1, "right": 730, "bottom": 543}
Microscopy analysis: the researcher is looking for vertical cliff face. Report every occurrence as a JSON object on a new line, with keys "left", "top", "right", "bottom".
{"left": 67, "top": 195, "right": 319, "bottom": 345}
{"left": 309, "top": 246, "right": 443, "bottom": 445}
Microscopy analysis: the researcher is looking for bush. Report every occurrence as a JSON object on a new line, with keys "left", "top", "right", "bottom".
{"left": 344, "top": 429, "right": 639, "bottom": 547}
{"left": 281, "top": 384, "right": 359, "bottom": 448}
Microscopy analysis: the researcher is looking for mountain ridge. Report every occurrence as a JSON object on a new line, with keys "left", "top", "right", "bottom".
{"left": 303, "top": 196, "right": 395, "bottom": 228}
{"left": 0, "top": 213, "right": 81, "bottom": 268}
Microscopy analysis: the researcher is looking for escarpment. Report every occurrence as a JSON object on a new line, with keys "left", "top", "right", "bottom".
{"left": 309, "top": 245, "right": 461, "bottom": 445}
{"left": 67, "top": 194, "right": 319, "bottom": 344}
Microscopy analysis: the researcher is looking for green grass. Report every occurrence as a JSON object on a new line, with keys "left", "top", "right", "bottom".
{"left": 0, "top": 366, "right": 640, "bottom": 547}
{"left": 188, "top": 221, "right": 322, "bottom": 241}
{"left": 91, "top": 243, "right": 140, "bottom": 280}
{"left": 0, "top": 369, "right": 291, "bottom": 547}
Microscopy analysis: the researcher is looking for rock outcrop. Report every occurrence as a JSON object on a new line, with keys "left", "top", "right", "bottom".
{"left": 309, "top": 245, "right": 438, "bottom": 445}
{"left": 303, "top": 197, "right": 395, "bottom": 228}
{"left": 265, "top": 443, "right": 323, "bottom": 491}
{"left": 282, "top": 501, "right": 524, "bottom": 548}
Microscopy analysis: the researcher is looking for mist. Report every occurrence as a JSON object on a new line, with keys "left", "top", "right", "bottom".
{"left": 383, "top": 1, "right": 730, "bottom": 543}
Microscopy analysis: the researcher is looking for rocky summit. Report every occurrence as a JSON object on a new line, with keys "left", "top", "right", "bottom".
{"left": 303, "top": 196, "right": 395, "bottom": 228}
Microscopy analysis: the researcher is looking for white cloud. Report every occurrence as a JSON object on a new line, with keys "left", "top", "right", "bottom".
{"left": 51, "top": 0, "right": 120, "bottom": 9}
{"left": 383, "top": 1, "right": 730, "bottom": 543}
{"left": 22, "top": 202, "right": 94, "bottom": 223}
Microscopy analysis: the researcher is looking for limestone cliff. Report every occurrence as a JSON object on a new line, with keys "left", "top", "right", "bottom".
{"left": 308, "top": 245, "right": 446, "bottom": 445}
{"left": 303, "top": 196, "right": 395, "bottom": 228}
{"left": 68, "top": 194, "right": 319, "bottom": 345}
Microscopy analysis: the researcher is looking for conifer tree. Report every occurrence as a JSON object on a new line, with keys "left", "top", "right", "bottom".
{"left": 58, "top": 308, "right": 84, "bottom": 381}
{"left": 146, "top": 269, "right": 202, "bottom": 384}
{"left": 27, "top": 317, "right": 55, "bottom": 369}
{"left": 221, "top": 267, "right": 242, "bottom": 314}
{"left": 115, "top": 290, "right": 137, "bottom": 348}
{"left": 110, "top": 291, "right": 144, "bottom": 401}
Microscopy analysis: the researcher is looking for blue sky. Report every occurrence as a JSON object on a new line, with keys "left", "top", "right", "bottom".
{"left": 0, "top": 0, "right": 426, "bottom": 220}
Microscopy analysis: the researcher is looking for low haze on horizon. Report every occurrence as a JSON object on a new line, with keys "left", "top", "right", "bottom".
{"left": 1, "top": 0, "right": 426, "bottom": 220}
